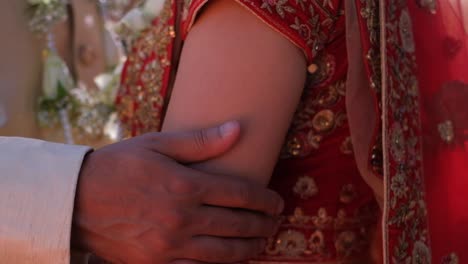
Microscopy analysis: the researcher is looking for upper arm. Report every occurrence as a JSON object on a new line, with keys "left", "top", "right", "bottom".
{"left": 161, "top": 0, "right": 307, "bottom": 185}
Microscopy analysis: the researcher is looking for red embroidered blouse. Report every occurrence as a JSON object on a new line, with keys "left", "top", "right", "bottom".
{"left": 116, "top": 1, "right": 379, "bottom": 263}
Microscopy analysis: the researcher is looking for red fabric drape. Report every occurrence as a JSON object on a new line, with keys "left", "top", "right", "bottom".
{"left": 411, "top": 1, "right": 468, "bottom": 262}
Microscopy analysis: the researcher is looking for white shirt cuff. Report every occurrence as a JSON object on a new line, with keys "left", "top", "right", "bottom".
{"left": 0, "top": 137, "right": 91, "bottom": 264}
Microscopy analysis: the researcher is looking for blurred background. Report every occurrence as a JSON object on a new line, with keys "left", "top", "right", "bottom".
{"left": 0, "top": 0, "right": 140, "bottom": 147}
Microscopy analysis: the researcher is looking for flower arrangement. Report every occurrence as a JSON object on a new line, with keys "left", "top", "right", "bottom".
{"left": 27, "top": 0, "right": 69, "bottom": 34}
{"left": 27, "top": 0, "right": 165, "bottom": 144}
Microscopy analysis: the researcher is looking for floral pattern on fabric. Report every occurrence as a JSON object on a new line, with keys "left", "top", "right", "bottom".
{"left": 116, "top": 0, "right": 176, "bottom": 137}
{"left": 381, "top": 1, "right": 430, "bottom": 263}
{"left": 183, "top": 0, "right": 345, "bottom": 63}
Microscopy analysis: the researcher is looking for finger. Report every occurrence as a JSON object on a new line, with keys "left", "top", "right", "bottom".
{"left": 147, "top": 121, "right": 241, "bottom": 163}
{"left": 180, "top": 236, "right": 265, "bottom": 263}
{"left": 197, "top": 173, "right": 284, "bottom": 216}
{"left": 191, "top": 205, "right": 278, "bottom": 238}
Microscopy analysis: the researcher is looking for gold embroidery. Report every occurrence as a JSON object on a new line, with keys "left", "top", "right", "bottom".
{"left": 284, "top": 1, "right": 340, "bottom": 57}
{"left": 117, "top": 0, "right": 175, "bottom": 137}
{"left": 360, "top": 0, "right": 381, "bottom": 93}
{"left": 340, "top": 137, "right": 353, "bottom": 155}
{"left": 390, "top": 123, "right": 407, "bottom": 163}
{"left": 313, "top": 208, "right": 334, "bottom": 228}
{"left": 312, "top": 110, "right": 335, "bottom": 132}
{"left": 384, "top": 1, "right": 430, "bottom": 262}
{"left": 442, "top": 253, "right": 459, "bottom": 264}
{"left": 339, "top": 184, "right": 357, "bottom": 204}
{"left": 309, "top": 54, "right": 336, "bottom": 86}
{"left": 335, "top": 231, "right": 358, "bottom": 257}
{"left": 288, "top": 207, "right": 310, "bottom": 225}
{"left": 416, "top": 0, "right": 437, "bottom": 14}
{"left": 307, "top": 131, "right": 323, "bottom": 149}
{"left": 282, "top": 78, "right": 347, "bottom": 158}
{"left": 309, "top": 230, "right": 326, "bottom": 254}
{"left": 275, "top": 230, "right": 308, "bottom": 257}
{"left": 293, "top": 176, "right": 319, "bottom": 199}
{"left": 285, "top": 206, "right": 378, "bottom": 230}
{"left": 264, "top": 204, "right": 378, "bottom": 261}
{"left": 412, "top": 241, "right": 431, "bottom": 264}
{"left": 438, "top": 120, "right": 455, "bottom": 144}
{"left": 399, "top": 9, "right": 416, "bottom": 53}
{"left": 307, "top": 63, "right": 319, "bottom": 74}
{"left": 335, "top": 209, "right": 348, "bottom": 228}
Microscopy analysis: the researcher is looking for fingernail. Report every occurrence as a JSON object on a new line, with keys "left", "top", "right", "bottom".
{"left": 219, "top": 121, "right": 239, "bottom": 138}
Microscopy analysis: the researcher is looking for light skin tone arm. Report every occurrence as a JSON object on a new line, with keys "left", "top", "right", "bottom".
{"left": 162, "top": 0, "right": 307, "bottom": 185}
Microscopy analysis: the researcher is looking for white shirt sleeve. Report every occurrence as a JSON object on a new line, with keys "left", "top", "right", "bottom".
{"left": 0, "top": 137, "right": 92, "bottom": 264}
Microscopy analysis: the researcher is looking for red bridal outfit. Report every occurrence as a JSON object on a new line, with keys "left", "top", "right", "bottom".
{"left": 115, "top": 0, "right": 467, "bottom": 263}
{"left": 117, "top": 0, "right": 379, "bottom": 263}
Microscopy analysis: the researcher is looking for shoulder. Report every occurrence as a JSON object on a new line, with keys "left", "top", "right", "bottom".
{"left": 182, "top": 0, "right": 345, "bottom": 62}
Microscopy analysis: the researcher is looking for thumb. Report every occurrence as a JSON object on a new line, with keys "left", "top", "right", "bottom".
{"left": 149, "top": 121, "right": 240, "bottom": 163}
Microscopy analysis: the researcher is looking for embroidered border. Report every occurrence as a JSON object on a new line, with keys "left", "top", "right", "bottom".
{"left": 183, "top": 0, "right": 344, "bottom": 64}
{"left": 381, "top": 0, "right": 430, "bottom": 263}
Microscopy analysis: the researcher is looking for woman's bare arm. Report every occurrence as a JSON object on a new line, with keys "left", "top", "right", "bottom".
{"left": 162, "top": 0, "right": 307, "bottom": 185}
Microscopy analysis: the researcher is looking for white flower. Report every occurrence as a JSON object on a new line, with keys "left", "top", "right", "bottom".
{"left": 142, "top": 0, "right": 165, "bottom": 21}
{"left": 104, "top": 113, "right": 121, "bottom": 141}
{"left": 42, "top": 50, "right": 75, "bottom": 98}
{"left": 114, "top": 8, "right": 147, "bottom": 36}
{"left": 113, "top": 0, "right": 166, "bottom": 39}
{"left": 28, "top": 0, "right": 62, "bottom": 5}
{"left": 95, "top": 74, "right": 114, "bottom": 91}
{"left": 94, "top": 61, "right": 124, "bottom": 105}
{"left": 28, "top": 0, "right": 51, "bottom": 4}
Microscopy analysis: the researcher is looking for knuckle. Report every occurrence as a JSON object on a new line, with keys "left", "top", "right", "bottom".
{"left": 153, "top": 235, "right": 179, "bottom": 253}
{"left": 168, "top": 176, "right": 198, "bottom": 196}
{"left": 164, "top": 210, "right": 188, "bottom": 230}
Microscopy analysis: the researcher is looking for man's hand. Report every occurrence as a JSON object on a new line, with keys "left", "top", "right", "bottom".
{"left": 72, "top": 121, "right": 283, "bottom": 264}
